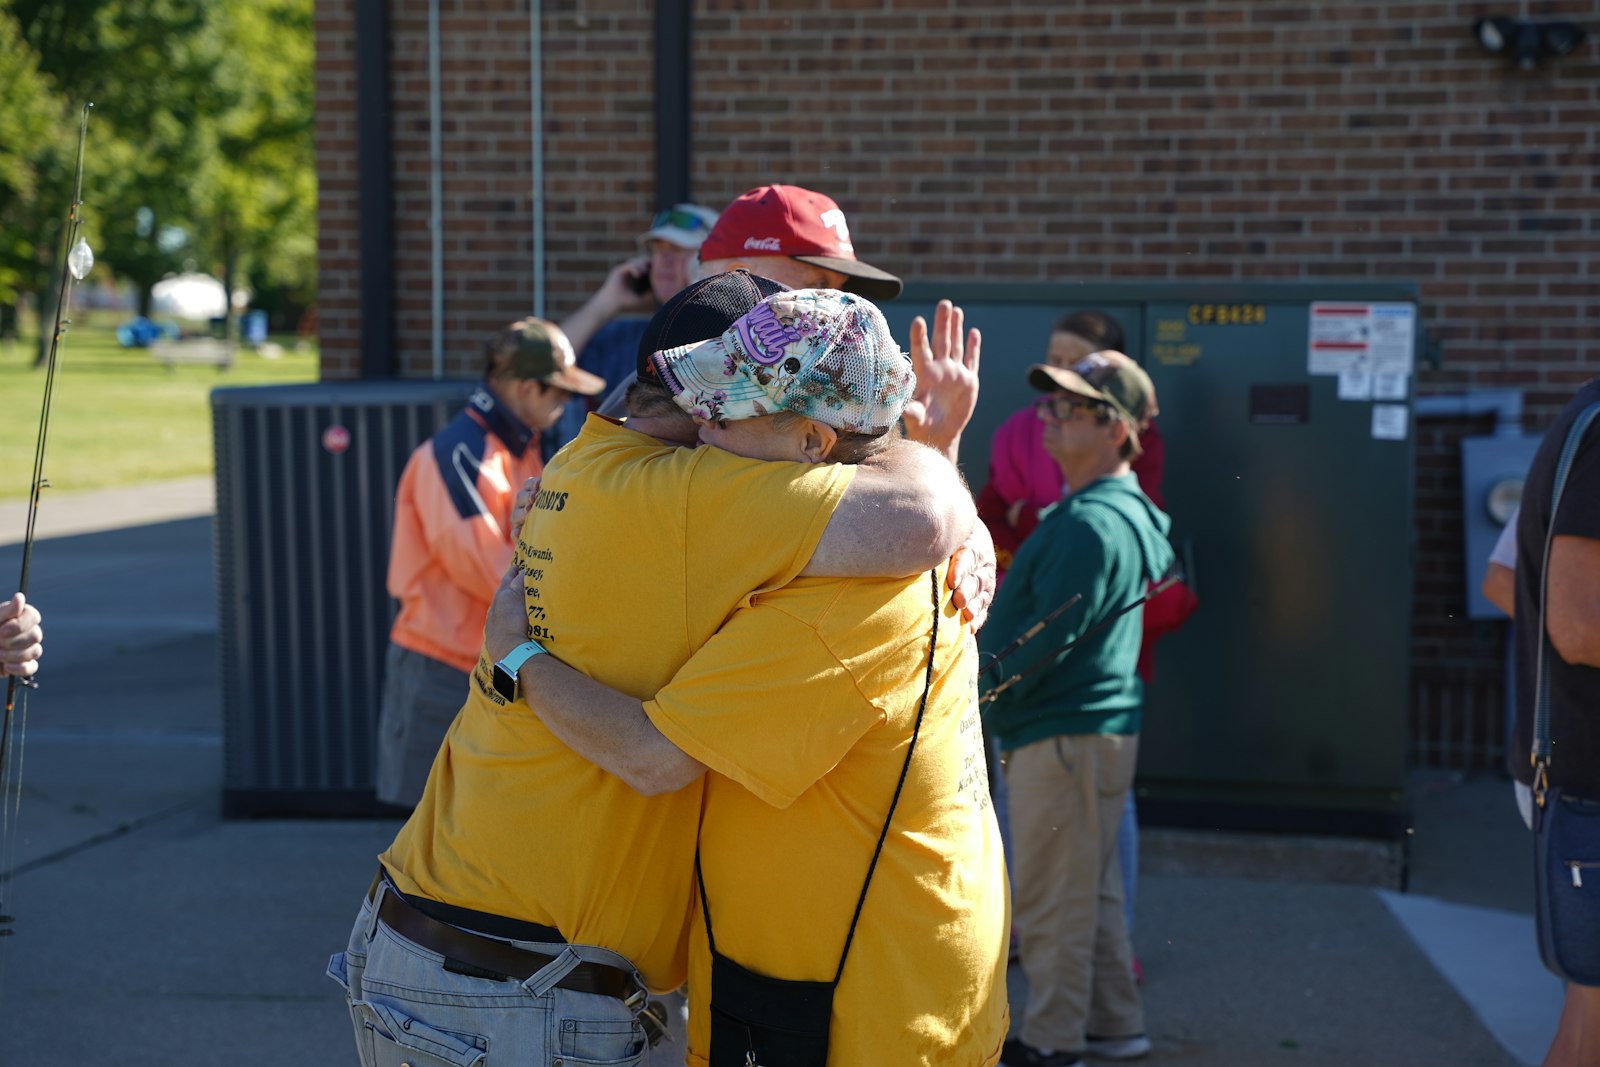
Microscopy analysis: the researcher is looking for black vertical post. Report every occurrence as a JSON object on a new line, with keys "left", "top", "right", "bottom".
{"left": 356, "top": 0, "right": 395, "bottom": 378}
{"left": 654, "top": 0, "right": 692, "bottom": 210}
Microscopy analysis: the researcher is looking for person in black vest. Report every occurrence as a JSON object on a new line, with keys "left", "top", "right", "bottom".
{"left": 1509, "top": 376, "right": 1600, "bottom": 1067}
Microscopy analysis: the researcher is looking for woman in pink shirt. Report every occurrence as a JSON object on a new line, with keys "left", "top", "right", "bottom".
{"left": 979, "top": 310, "right": 1165, "bottom": 575}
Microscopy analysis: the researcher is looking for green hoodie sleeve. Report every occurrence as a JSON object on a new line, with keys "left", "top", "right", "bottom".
{"left": 979, "top": 511, "right": 1110, "bottom": 709}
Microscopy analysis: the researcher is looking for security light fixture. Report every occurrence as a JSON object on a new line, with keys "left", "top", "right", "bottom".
{"left": 1473, "top": 17, "right": 1587, "bottom": 69}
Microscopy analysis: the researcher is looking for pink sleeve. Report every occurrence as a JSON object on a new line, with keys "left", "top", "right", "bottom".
{"left": 987, "top": 406, "right": 1063, "bottom": 510}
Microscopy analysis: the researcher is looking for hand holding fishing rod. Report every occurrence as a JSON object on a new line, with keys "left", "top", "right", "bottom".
{"left": 0, "top": 102, "right": 94, "bottom": 935}
{"left": 0, "top": 597, "right": 44, "bottom": 681}
{"left": 3, "top": 99, "right": 91, "bottom": 712}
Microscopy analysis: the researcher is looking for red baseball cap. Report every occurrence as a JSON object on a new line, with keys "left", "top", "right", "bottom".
{"left": 698, "top": 185, "right": 903, "bottom": 301}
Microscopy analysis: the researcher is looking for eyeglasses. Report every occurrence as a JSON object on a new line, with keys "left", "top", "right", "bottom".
{"left": 1036, "top": 394, "right": 1112, "bottom": 424}
{"left": 650, "top": 207, "right": 712, "bottom": 233}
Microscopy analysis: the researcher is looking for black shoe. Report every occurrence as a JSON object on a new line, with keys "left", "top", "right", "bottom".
{"left": 1000, "top": 1037, "right": 1085, "bottom": 1067}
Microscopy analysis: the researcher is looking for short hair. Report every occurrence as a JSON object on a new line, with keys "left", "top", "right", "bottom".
{"left": 1117, "top": 422, "right": 1136, "bottom": 460}
{"left": 482, "top": 337, "right": 505, "bottom": 379}
{"left": 1054, "top": 309, "right": 1125, "bottom": 352}
{"left": 626, "top": 378, "right": 691, "bottom": 422}
{"left": 769, "top": 410, "right": 899, "bottom": 465}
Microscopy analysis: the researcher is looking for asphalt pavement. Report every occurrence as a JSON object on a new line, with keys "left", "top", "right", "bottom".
{"left": 0, "top": 478, "right": 1561, "bottom": 1066}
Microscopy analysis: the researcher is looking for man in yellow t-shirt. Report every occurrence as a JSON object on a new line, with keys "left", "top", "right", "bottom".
{"left": 328, "top": 272, "right": 980, "bottom": 1067}
{"left": 488, "top": 288, "right": 1009, "bottom": 1067}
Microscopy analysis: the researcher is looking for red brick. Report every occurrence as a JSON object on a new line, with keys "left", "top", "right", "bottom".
{"left": 315, "top": 0, "right": 1596, "bottom": 769}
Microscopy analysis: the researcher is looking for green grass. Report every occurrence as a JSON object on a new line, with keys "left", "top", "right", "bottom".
{"left": 0, "top": 312, "right": 319, "bottom": 500}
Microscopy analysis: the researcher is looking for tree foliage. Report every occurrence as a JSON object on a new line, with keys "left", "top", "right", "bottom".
{"left": 0, "top": 10, "right": 67, "bottom": 305}
{"left": 2, "top": 0, "right": 315, "bottom": 340}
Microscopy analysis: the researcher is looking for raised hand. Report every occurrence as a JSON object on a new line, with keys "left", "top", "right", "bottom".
{"left": 901, "top": 299, "right": 981, "bottom": 464}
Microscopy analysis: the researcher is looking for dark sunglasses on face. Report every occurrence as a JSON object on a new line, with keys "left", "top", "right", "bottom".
{"left": 1036, "top": 393, "right": 1112, "bottom": 423}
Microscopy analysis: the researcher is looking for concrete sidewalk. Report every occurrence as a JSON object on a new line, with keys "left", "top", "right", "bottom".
{"left": 0, "top": 479, "right": 1558, "bottom": 1065}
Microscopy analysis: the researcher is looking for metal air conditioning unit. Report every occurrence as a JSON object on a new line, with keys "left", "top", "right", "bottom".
{"left": 212, "top": 380, "right": 472, "bottom": 816}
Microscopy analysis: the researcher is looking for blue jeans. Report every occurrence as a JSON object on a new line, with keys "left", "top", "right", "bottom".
{"left": 1118, "top": 790, "right": 1138, "bottom": 937}
{"left": 328, "top": 887, "right": 649, "bottom": 1066}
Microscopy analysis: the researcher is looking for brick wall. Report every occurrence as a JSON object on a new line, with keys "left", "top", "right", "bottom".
{"left": 1413, "top": 412, "right": 1509, "bottom": 771}
{"left": 314, "top": 0, "right": 1600, "bottom": 769}
{"left": 312, "top": 0, "right": 359, "bottom": 378}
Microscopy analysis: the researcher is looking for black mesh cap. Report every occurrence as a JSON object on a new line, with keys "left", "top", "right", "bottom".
{"left": 635, "top": 269, "right": 792, "bottom": 383}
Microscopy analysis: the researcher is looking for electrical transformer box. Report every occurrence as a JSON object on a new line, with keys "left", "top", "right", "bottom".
{"left": 890, "top": 283, "right": 1418, "bottom": 836}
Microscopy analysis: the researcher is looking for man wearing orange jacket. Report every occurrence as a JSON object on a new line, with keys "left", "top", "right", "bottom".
{"left": 377, "top": 318, "right": 604, "bottom": 807}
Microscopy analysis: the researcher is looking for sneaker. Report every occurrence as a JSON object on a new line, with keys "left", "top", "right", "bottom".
{"left": 1001, "top": 1037, "right": 1084, "bottom": 1067}
{"left": 1085, "top": 1032, "right": 1152, "bottom": 1060}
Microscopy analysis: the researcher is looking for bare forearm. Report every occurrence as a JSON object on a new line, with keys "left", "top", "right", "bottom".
{"left": 1551, "top": 612, "right": 1600, "bottom": 668}
{"left": 1481, "top": 562, "right": 1515, "bottom": 618}
{"left": 1548, "top": 536, "right": 1600, "bottom": 668}
{"left": 519, "top": 655, "right": 705, "bottom": 795}
{"left": 557, "top": 298, "right": 615, "bottom": 357}
{"left": 805, "top": 437, "right": 976, "bottom": 578}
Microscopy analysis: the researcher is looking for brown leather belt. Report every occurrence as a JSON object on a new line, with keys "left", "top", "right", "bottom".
{"left": 371, "top": 880, "right": 642, "bottom": 1004}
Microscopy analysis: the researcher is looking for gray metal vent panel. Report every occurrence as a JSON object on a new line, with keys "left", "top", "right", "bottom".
{"left": 213, "top": 380, "right": 472, "bottom": 807}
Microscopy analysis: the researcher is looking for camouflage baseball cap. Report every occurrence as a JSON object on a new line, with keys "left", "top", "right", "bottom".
{"left": 1028, "top": 350, "right": 1157, "bottom": 453}
{"left": 494, "top": 317, "right": 605, "bottom": 395}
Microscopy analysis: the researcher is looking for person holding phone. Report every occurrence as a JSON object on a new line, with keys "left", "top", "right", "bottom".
{"left": 542, "top": 203, "right": 721, "bottom": 461}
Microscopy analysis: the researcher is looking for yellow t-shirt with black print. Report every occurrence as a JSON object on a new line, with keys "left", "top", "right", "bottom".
{"left": 646, "top": 566, "right": 1011, "bottom": 1065}
{"left": 383, "top": 415, "right": 853, "bottom": 993}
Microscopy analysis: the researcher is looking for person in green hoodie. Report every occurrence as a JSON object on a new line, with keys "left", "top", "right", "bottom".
{"left": 982, "top": 352, "right": 1173, "bottom": 1067}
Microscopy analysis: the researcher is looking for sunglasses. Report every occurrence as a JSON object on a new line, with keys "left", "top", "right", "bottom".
{"left": 650, "top": 207, "right": 711, "bottom": 233}
{"left": 1036, "top": 394, "right": 1113, "bottom": 423}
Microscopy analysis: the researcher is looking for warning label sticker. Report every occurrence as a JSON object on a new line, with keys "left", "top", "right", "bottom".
{"left": 1308, "top": 303, "right": 1415, "bottom": 378}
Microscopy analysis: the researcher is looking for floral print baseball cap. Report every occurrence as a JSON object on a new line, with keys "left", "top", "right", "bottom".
{"left": 648, "top": 288, "right": 914, "bottom": 435}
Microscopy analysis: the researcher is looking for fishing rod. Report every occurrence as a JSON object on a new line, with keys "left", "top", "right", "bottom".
{"left": 980, "top": 574, "right": 1179, "bottom": 707}
{"left": 0, "top": 102, "right": 95, "bottom": 934}
{"left": 978, "top": 592, "right": 1082, "bottom": 674}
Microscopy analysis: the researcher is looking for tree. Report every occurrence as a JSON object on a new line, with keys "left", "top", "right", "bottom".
{"left": 0, "top": 11, "right": 66, "bottom": 339}
{"left": 198, "top": 0, "right": 317, "bottom": 328}
{"left": 1, "top": 0, "right": 317, "bottom": 352}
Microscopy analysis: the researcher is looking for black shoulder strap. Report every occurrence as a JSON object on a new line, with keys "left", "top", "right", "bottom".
{"left": 697, "top": 569, "right": 942, "bottom": 986}
{"left": 831, "top": 569, "right": 940, "bottom": 982}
